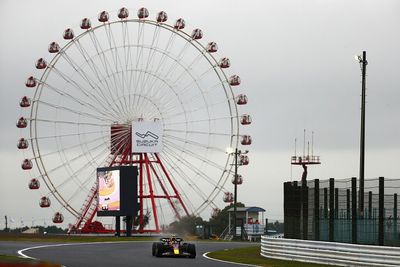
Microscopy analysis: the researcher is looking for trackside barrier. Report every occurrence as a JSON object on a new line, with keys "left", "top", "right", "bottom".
{"left": 261, "top": 236, "right": 400, "bottom": 266}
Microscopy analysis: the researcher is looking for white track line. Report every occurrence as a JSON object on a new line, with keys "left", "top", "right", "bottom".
{"left": 17, "top": 241, "right": 149, "bottom": 261}
{"left": 202, "top": 252, "right": 260, "bottom": 267}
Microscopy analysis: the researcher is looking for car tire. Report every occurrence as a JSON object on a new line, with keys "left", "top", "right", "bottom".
{"left": 155, "top": 242, "right": 164, "bottom": 257}
{"left": 152, "top": 242, "right": 157, "bottom": 256}
{"left": 187, "top": 244, "right": 196, "bottom": 258}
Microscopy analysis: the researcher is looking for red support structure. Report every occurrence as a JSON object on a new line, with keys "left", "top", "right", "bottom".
{"left": 154, "top": 154, "right": 190, "bottom": 216}
{"left": 70, "top": 123, "right": 190, "bottom": 234}
{"left": 144, "top": 154, "right": 160, "bottom": 232}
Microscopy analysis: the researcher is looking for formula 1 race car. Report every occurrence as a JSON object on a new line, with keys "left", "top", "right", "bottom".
{"left": 152, "top": 236, "right": 196, "bottom": 258}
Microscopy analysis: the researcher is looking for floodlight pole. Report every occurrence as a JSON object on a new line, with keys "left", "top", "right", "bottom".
{"left": 233, "top": 148, "right": 238, "bottom": 239}
{"left": 359, "top": 51, "right": 367, "bottom": 216}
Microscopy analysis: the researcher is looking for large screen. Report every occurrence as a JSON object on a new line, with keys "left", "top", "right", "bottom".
{"left": 98, "top": 169, "right": 121, "bottom": 212}
{"left": 97, "top": 166, "right": 138, "bottom": 217}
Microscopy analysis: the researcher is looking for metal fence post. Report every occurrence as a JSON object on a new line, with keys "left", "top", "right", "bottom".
{"left": 302, "top": 179, "right": 308, "bottom": 240}
{"left": 394, "top": 193, "right": 398, "bottom": 243}
{"left": 346, "top": 189, "right": 350, "bottom": 220}
{"left": 378, "top": 177, "right": 384, "bottom": 246}
{"left": 314, "top": 179, "right": 320, "bottom": 241}
{"left": 329, "top": 178, "right": 335, "bottom": 242}
{"left": 368, "top": 191, "right": 372, "bottom": 219}
{"left": 352, "top": 177, "right": 357, "bottom": 244}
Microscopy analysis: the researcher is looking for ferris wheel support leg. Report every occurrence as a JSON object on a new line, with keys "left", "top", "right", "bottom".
{"left": 144, "top": 153, "right": 160, "bottom": 232}
{"left": 147, "top": 158, "right": 181, "bottom": 220}
{"left": 154, "top": 153, "right": 190, "bottom": 217}
{"left": 139, "top": 153, "right": 144, "bottom": 233}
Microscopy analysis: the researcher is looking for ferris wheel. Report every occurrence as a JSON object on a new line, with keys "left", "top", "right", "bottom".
{"left": 17, "top": 7, "right": 252, "bottom": 232}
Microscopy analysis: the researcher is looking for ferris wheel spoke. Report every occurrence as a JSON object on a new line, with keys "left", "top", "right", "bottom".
{"left": 142, "top": 42, "right": 191, "bottom": 107}
{"left": 36, "top": 99, "right": 114, "bottom": 123}
{"left": 135, "top": 31, "right": 177, "bottom": 110}
{"left": 30, "top": 129, "right": 106, "bottom": 141}
{"left": 163, "top": 139, "right": 227, "bottom": 173}
{"left": 38, "top": 77, "right": 119, "bottom": 122}
{"left": 163, "top": 142, "right": 223, "bottom": 188}
{"left": 130, "top": 21, "right": 146, "bottom": 107}
{"left": 88, "top": 30, "right": 129, "bottom": 118}
{"left": 121, "top": 22, "right": 135, "bottom": 114}
{"left": 164, "top": 134, "right": 225, "bottom": 153}
{"left": 134, "top": 27, "right": 162, "bottom": 113}
{"left": 53, "top": 144, "right": 109, "bottom": 195}
{"left": 59, "top": 52, "right": 125, "bottom": 119}
{"left": 165, "top": 128, "right": 231, "bottom": 137}
{"left": 164, "top": 95, "right": 231, "bottom": 120}
{"left": 170, "top": 52, "right": 206, "bottom": 85}
{"left": 104, "top": 24, "right": 130, "bottom": 116}
{"left": 164, "top": 116, "right": 232, "bottom": 127}
{"left": 72, "top": 40, "right": 128, "bottom": 119}
{"left": 35, "top": 133, "right": 106, "bottom": 159}
{"left": 162, "top": 151, "right": 209, "bottom": 208}
{"left": 34, "top": 118, "right": 109, "bottom": 127}
{"left": 52, "top": 61, "right": 115, "bottom": 116}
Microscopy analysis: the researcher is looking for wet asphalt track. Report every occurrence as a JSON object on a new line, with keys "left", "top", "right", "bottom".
{"left": 1, "top": 240, "right": 259, "bottom": 267}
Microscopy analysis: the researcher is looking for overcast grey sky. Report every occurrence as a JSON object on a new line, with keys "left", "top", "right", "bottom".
{"left": 1, "top": 0, "right": 400, "bottom": 228}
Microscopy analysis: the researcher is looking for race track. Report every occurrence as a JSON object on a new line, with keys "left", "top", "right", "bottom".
{"left": 1, "top": 240, "right": 258, "bottom": 267}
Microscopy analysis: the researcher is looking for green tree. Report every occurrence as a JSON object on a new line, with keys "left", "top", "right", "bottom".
{"left": 209, "top": 202, "right": 245, "bottom": 236}
{"left": 169, "top": 215, "right": 205, "bottom": 236}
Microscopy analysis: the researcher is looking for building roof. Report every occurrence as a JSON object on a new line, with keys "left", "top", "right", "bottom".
{"left": 227, "top": 206, "right": 266, "bottom": 213}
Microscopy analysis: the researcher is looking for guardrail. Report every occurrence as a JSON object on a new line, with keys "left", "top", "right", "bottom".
{"left": 261, "top": 236, "right": 400, "bottom": 266}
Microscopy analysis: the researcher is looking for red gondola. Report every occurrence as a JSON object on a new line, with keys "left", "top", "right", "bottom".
{"left": 156, "top": 11, "right": 168, "bottom": 23}
{"left": 138, "top": 7, "right": 149, "bottom": 19}
{"left": 53, "top": 212, "right": 64, "bottom": 223}
{"left": 21, "top": 159, "right": 33, "bottom": 170}
{"left": 211, "top": 208, "right": 220, "bottom": 218}
{"left": 240, "top": 155, "right": 249, "bottom": 165}
{"left": 240, "top": 114, "right": 252, "bottom": 125}
{"left": 29, "top": 178, "right": 40, "bottom": 189}
{"left": 223, "top": 192, "right": 234, "bottom": 203}
{"left": 16, "top": 117, "right": 28, "bottom": 128}
{"left": 206, "top": 42, "right": 218, "bottom": 53}
{"left": 236, "top": 94, "right": 248, "bottom": 105}
{"left": 98, "top": 11, "right": 109, "bottom": 23}
{"left": 118, "top": 7, "right": 129, "bottom": 19}
{"left": 20, "top": 96, "right": 31, "bottom": 108}
{"left": 80, "top": 18, "right": 91, "bottom": 29}
{"left": 232, "top": 174, "right": 243, "bottom": 185}
{"left": 219, "top": 58, "right": 230, "bottom": 68}
{"left": 241, "top": 135, "right": 252, "bottom": 145}
{"left": 63, "top": 28, "right": 74, "bottom": 40}
{"left": 191, "top": 28, "right": 203, "bottom": 40}
{"left": 174, "top": 18, "right": 185, "bottom": 29}
{"left": 35, "top": 58, "right": 47, "bottom": 69}
{"left": 17, "top": 138, "right": 28, "bottom": 149}
{"left": 39, "top": 196, "right": 51, "bottom": 208}
{"left": 229, "top": 75, "right": 241, "bottom": 86}
{"left": 48, "top": 42, "right": 60, "bottom": 53}
{"left": 25, "top": 76, "right": 36, "bottom": 88}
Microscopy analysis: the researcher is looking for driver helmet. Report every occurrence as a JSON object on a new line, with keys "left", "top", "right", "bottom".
{"left": 171, "top": 234, "right": 176, "bottom": 242}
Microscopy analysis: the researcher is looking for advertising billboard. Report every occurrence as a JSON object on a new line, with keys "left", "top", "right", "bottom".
{"left": 97, "top": 169, "right": 121, "bottom": 212}
{"left": 132, "top": 121, "right": 163, "bottom": 153}
{"left": 97, "top": 166, "right": 138, "bottom": 217}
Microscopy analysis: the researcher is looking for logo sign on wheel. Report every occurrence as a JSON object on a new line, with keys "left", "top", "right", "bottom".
{"left": 132, "top": 121, "right": 163, "bottom": 153}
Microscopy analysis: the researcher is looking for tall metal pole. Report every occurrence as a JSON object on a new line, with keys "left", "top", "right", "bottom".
{"left": 359, "top": 51, "right": 367, "bottom": 215}
{"left": 233, "top": 148, "right": 238, "bottom": 238}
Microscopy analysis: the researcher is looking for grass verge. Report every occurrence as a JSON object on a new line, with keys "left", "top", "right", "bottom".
{"left": 207, "top": 245, "right": 330, "bottom": 267}
{"left": 0, "top": 254, "right": 61, "bottom": 267}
